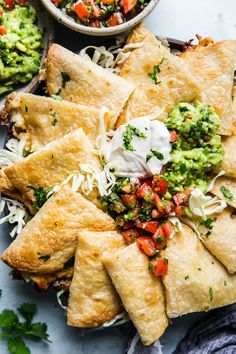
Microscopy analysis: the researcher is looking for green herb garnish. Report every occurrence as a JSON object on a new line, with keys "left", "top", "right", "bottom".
{"left": 164, "top": 258, "right": 168, "bottom": 265}
{"left": 184, "top": 275, "right": 189, "bottom": 280}
{"left": 220, "top": 185, "right": 233, "bottom": 200}
{"left": 156, "top": 237, "right": 164, "bottom": 244}
{"left": 122, "top": 124, "right": 147, "bottom": 151}
{"left": 150, "top": 149, "right": 164, "bottom": 161}
{"left": 51, "top": 118, "right": 57, "bottom": 126}
{"left": 51, "top": 89, "right": 62, "bottom": 101}
{"left": 148, "top": 262, "right": 155, "bottom": 271}
{"left": 148, "top": 58, "right": 166, "bottom": 85}
{"left": 200, "top": 217, "right": 217, "bottom": 237}
{"left": 28, "top": 186, "right": 52, "bottom": 210}
{"left": 0, "top": 303, "right": 50, "bottom": 354}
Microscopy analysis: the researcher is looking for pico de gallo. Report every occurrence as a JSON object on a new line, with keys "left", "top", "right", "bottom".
{"left": 51, "top": 0, "right": 150, "bottom": 28}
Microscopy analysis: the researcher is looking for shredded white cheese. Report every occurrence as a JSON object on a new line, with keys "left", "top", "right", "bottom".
{"left": 189, "top": 188, "right": 227, "bottom": 218}
{"left": 0, "top": 197, "right": 28, "bottom": 237}
{"left": 56, "top": 289, "right": 67, "bottom": 311}
{"left": 0, "top": 138, "right": 26, "bottom": 169}
{"left": 103, "top": 311, "right": 129, "bottom": 327}
{"left": 127, "top": 332, "right": 140, "bottom": 354}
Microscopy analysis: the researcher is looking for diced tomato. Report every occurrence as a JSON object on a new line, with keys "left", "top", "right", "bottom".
{"left": 152, "top": 227, "right": 167, "bottom": 249}
{"left": 175, "top": 205, "right": 184, "bottom": 217}
{"left": 151, "top": 209, "right": 164, "bottom": 219}
{"left": 75, "top": 2, "right": 91, "bottom": 23}
{"left": 137, "top": 182, "right": 154, "bottom": 202}
{"left": 122, "top": 228, "right": 140, "bottom": 245}
{"left": 149, "top": 258, "right": 169, "bottom": 276}
{"left": 152, "top": 176, "right": 168, "bottom": 195}
{"left": 169, "top": 130, "right": 179, "bottom": 143}
{"left": 106, "top": 12, "right": 123, "bottom": 27}
{"left": 121, "top": 180, "right": 140, "bottom": 194}
{"left": 136, "top": 221, "right": 159, "bottom": 234}
{"left": 161, "top": 221, "right": 174, "bottom": 238}
{"left": 0, "top": 25, "right": 6, "bottom": 35}
{"left": 102, "top": 0, "right": 115, "bottom": 4}
{"left": 173, "top": 189, "right": 192, "bottom": 206}
{"left": 84, "top": 0, "right": 101, "bottom": 18}
{"left": 0, "top": 9, "right": 3, "bottom": 16}
{"left": 136, "top": 236, "right": 156, "bottom": 256}
{"left": 122, "top": 0, "right": 137, "bottom": 13}
{"left": 52, "top": 0, "right": 63, "bottom": 3}
{"left": 3, "top": 0, "right": 15, "bottom": 9}
{"left": 121, "top": 194, "right": 137, "bottom": 209}
{"left": 153, "top": 194, "right": 165, "bottom": 213}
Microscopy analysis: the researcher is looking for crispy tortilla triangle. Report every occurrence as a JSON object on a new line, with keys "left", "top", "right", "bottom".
{"left": 102, "top": 242, "right": 168, "bottom": 345}
{"left": 1, "top": 186, "right": 115, "bottom": 273}
{"left": 0, "top": 128, "right": 101, "bottom": 211}
{"left": 67, "top": 231, "right": 124, "bottom": 328}
{"left": 211, "top": 175, "right": 236, "bottom": 209}
{"left": 162, "top": 225, "right": 236, "bottom": 318}
{"left": 199, "top": 207, "right": 236, "bottom": 273}
{"left": 3, "top": 92, "right": 115, "bottom": 151}
{"left": 182, "top": 39, "right": 236, "bottom": 135}
{"left": 45, "top": 44, "right": 135, "bottom": 123}
{"left": 117, "top": 23, "right": 200, "bottom": 126}
{"left": 217, "top": 136, "right": 236, "bottom": 178}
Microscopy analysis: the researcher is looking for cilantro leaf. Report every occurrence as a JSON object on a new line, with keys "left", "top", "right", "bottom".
{"left": 150, "top": 149, "right": 164, "bottom": 161}
{"left": 148, "top": 58, "right": 166, "bottom": 85}
{"left": 0, "top": 310, "right": 19, "bottom": 329}
{"left": 28, "top": 186, "right": 52, "bottom": 210}
{"left": 26, "top": 322, "right": 50, "bottom": 342}
{"left": 7, "top": 337, "right": 30, "bottom": 354}
{"left": 122, "top": 125, "right": 147, "bottom": 151}
{"left": 17, "top": 304, "right": 36, "bottom": 326}
{"left": 220, "top": 185, "right": 233, "bottom": 200}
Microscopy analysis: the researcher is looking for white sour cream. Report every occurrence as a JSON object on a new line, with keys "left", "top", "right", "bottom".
{"left": 101, "top": 117, "right": 171, "bottom": 178}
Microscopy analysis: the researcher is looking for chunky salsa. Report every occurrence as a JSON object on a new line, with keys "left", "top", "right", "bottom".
{"left": 51, "top": 0, "right": 150, "bottom": 28}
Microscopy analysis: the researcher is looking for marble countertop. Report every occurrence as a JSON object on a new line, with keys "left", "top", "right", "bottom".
{"left": 0, "top": 1, "right": 235, "bottom": 353}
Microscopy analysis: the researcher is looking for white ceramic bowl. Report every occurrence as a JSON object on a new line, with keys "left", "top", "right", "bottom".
{"left": 40, "top": 0, "right": 160, "bottom": 36}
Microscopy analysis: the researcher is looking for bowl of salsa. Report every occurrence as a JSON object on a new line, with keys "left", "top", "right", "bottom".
{"left": 40, "top": 0, "right": 160, "bottom": 36}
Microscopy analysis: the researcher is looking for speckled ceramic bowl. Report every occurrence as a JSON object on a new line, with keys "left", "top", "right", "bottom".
{"left": 40, "top": 0, "right": 160, "bottom": 36}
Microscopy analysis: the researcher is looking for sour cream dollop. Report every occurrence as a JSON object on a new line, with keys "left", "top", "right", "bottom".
{"left": 101, "top": 117, "right": 171, "bottom": 178}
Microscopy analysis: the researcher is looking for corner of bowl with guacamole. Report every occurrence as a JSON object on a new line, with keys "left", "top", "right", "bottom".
{"left": 0, "top": 0, "right": 43, "bottom": 96}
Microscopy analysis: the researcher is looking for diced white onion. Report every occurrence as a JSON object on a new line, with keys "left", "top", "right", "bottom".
{"left": 189, "top": 188, "right": 227, "bottom": 218}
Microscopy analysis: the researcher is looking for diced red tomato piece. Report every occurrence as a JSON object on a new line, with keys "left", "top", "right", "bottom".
{"left": 136, "top": 236, "right": 156, "bottom": 256}
{"left": 164, "top": 200, "right": 174, "bottom": 215}
{"left": 152, "top": 176, "right": 168, "bottom": 195}
{"left": 153, "top": 194, "right": 165, "bottom": 213}
{"left": 149, "top": 258, "right": 169, "bottom": 276}
{"left": 161, "top": 221, "right": 174, "bottom": 238}
{"left": 169, "top": 130, "right": 179, "bottom": 142}
{"left": 122, "top": 0, "right": 137, "bottom": 13}
{"left": 84, "top": 0, "right": 101, "bottom": 18}
{"left": 151, "top": 209, "right": 164, "bottom": 219}
{"left": 121, "top": 180, "right": 140, "bottom": 194}
{"left": 136, "top": 221, "right": 159, "bottom": 234}
{"left": 4, "top": 0, "right": 15, "bottom": 9}
{"left": 152, "top": 227, "right": 167, "bottom": 249}
{"left": 75, "top": 2, "right": 91, "bottom": 23}
{"left": 175, "top": 205, "right": 184, "bottom": 217}
{"left": 52, "top": 0, "right": 63, "bottom": 3}
{"left": 106, "top": 12, "right": 123, "bottom": 27}
{"left": 122, "top": 228, "right": 140, "bottom": 245}
{"left": 173, "top": 189, "right": 192, "bottom": 206}
{"left": 90, "top": 19, "right": 100, "bottom": 27}
{"left": 121, "top": 194, "right": 137, "bottom": 209}
{"left": 137, "top": 182, "right": 154, "bottom": 202}
{"left": 102, "top": 0, "right": 115, "bottom": 4}
{"left": 0, "top": 25, "right": 6, "bottom": 35}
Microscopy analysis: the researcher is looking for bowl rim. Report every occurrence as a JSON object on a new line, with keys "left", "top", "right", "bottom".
{"left": 40, "top": 0, "right": 160, "bottom": 36}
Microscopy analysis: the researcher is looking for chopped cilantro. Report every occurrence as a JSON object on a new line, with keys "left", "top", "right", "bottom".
{"left": 148, "top": 262, "right": 155, "bottom": 271}
{"left": 61, "top": 72, "right": 71, "bottom": 88}
{"left": 51, "top": 118, "right": 57, "bottom": 126}
{"left": 122, "top": 124, "right": 147, "bottom": 151}
{"left": 224, "top": 280, "right": 227, "bottom": 286}
{"left": 164, "top": 258, "right": 168, "bottom": 265}
{"left": 200, "top": 217, "right": 217, "bottom": 237}
{"left": 209, "top": 287, "right": 213, "bottom": 301}
{"left": 150, "top": 149, "right": 164, "bottom": 161}
{"left": 156, "top": 237, "right": 164, "bottom": 244}
{"left": 184, "top": 275, "right": 189, "bottom": 280}
{"left": 28, "top": 186, "right": 52, "bottom": 210}
{"left": 51, "top": 89, "right": 62, "bottom": 101}
{"left": 146, "top": 154, "right": 152, "bottom": 162}
{"left": 0, "top": 303, "right": 50, "bottom": 354}
{"left": 148, "top": 58, "right": 166, "bottom": 85}
{"left": 220, "top": 185, "right": 233, "bottom": 200}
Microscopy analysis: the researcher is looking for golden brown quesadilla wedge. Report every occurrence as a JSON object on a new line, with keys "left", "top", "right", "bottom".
{"left": 217, "top": 136, "right": 236, "bottom": 178}
{"left": 102, "top": 242, "right": 168, "bottom": 345}
{"left": 44, "top": 44, "right": 135, "bottom": 122}
{"left": 117, "top": 23, "right": 200, "bottom": 126}
{"left": 67, "top": 231, "right": 124, "bottom": 328}
{"left": 211, "top": 175, "right": 236, "bottom": 209}
{"left": 162, "top": 225, "right": 236, "bottom": 318}
{"left": 199, "top": 207, "right": 236, "bottom": 273}
{"left": 2, "top": 92, "right": 115, "bottom": 151}
{"left": 182, "top": 38, "right": 236, "bottom": 135}
{"left": 1, "top": 186, "right": 115, "bottom": 274}
{"left": 0, "top": 128, "right": 101, "bottom": 211}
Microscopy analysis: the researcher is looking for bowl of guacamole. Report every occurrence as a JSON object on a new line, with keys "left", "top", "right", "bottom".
{"left": 0, "top": 0, "right": 54, "bottom": 105}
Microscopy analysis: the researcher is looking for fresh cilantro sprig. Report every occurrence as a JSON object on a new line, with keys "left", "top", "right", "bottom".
{"left": 0, "top": 303, "right": 50, "bottom": 354}
{"left": 148, "top": 57, "right": 166, "bottom": 85}
{"left": 122, "top": 124, "right": 147, "bottom": 151}
{"left": 28, "top": 186, "right": 52, "bottom": 210}
{"left": 220, "top": 185, "right": 233, "bottom": 200}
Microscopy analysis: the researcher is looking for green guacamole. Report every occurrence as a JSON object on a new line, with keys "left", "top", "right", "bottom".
{"left": 0, "top": 2, "right": 43, "bottom": 95}
{"left": 163, "top": 102, "right": 223, "bottom": 193}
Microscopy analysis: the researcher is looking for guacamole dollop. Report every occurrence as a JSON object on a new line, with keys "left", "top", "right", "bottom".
{"left": 163, "top": 102, "right": 223, "bottom": 193}
{"left": 0, "top": 2, "right": 43, "bottom": 95}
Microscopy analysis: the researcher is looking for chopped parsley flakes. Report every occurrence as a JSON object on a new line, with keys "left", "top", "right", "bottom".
{"left": 28, "top": 186, "right": 52, "bottom": 210}
{"left": 148, "top": 57, "right": 166, "bottom": 85}
{"left": 220, "top": 185, "right": 233, "bottom": 200}
{"left": 122, "top": 125, "right": 147, "bottom": 151}
{"left": 146, "top": 149, "right": 164, "bottom": 162}
{"left": 51, "top": 118, "right": 57, "bottom": 126}
{"left": 200, "top": 217, "right": 217, "bottom": 237}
